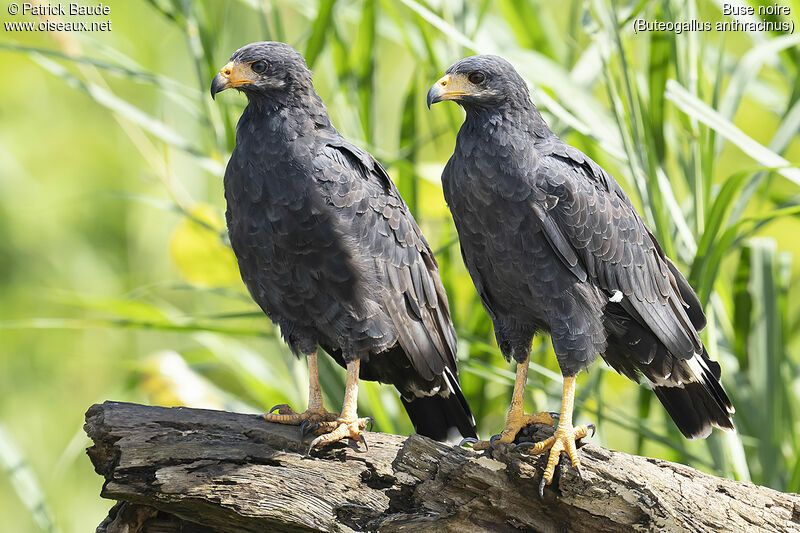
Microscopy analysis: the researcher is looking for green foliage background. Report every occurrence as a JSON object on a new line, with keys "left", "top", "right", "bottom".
{"left": 1, "top": 1, "right": 799, "bottom": 530}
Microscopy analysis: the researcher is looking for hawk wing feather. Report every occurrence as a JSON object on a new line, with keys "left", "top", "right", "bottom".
{"left": 531, "top": 141, "right": 702, "bottom": 361}
{"left": 315, "top": 139, "right": 459, "bottom": 383}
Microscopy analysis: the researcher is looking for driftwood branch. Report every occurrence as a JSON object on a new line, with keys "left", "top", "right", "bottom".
{"left": 84, "top": 401, "right": 799, "bottom": 533}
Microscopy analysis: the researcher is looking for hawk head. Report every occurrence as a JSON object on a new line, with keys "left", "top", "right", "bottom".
{"left": 427, "top": 55, "right": 530, "bottom": 111}
{"left": 211, "top": 41, "right": 311, "bottom": 100}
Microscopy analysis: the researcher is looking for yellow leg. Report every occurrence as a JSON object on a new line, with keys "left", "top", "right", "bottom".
{"left": 264, "top": 350, "right": 339, "bottom": 426}
{"left": 472, "top": 355, "right": 555, "bottom": 451}
{"left": 519, "top": 375, "right": 594, "bottom": 496}
{"left": 307, "top": 359, "right": 371, "bottom": 454}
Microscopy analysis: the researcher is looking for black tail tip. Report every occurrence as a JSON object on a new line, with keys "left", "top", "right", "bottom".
{"left": 654, "top": 382, "right": 734, "bottom": 440}
{"left": 401, "top": 392, "right": 477, "bottom": 442}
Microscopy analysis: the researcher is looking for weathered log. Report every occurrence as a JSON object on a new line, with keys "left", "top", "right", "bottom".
{"left": 84, "top": 401, "right": 800, "bottom": 532}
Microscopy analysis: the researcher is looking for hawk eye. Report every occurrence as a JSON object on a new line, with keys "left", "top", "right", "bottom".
{"left": 251, "top": 60, "right": 268, "bottom": 74}
{"left": 468, "top": 71, "right": 485, "bottom": 84}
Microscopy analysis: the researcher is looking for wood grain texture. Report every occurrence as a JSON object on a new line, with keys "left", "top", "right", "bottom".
{"left": 85, "top": 402, "right": 800, "bottom": 533}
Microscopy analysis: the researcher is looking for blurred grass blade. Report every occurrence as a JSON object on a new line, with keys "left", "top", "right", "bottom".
{"left": 193, "top": 333, "right": 306, "bottom": 410}
{"left": 361, "top": 381, "right": 400, "bottom": 435}
{"left": 352, "top": 0, "right": 376, "bottom": 141}
{"left": 305, "top": 0, "right": 338, "bottom": 68}
{"left": 395, "top": 77, "right": 420, "bottom": 214}
{"left": 665, "top": 79, "right": 800, "bottom": 187}
{"left": 717, "top": 33, "right": 800, "bottom": 134}
{"left": 0, "top": 424, "right": 62, "bottom": 533}
{"left": 496, "top": 0, "right": 554, "bottom": 57}
{"left": 399, "top": 0, "right": 478, "bottom": 49}
{"left": 647, "top": 12, "right": 669, "bottom": 163}
{"left": 0, "top": 43, "right": 199, "bottom": 101}
{"left": 727, "top": 96, "right": 800, "bottom": 225}
{"left": 30, "top": 54, "right": 223, "bottom": 175}
{"left": 655, "top": 168, "right": 697, "bottom": 256}
{"left": 740, "top": 239, "right": 791, "bottom": 488}
{"left": 693, "top": 203, "right": 800, "bottom": 304}
{"left": 0, "top": 317, "right": 268, "bottom": 337}
{"left": 771, "top": 97, "right": 800, "bottom": 155}
{"left": 318, "top": 352, "right": 346, "bottom": 409}
{"left": 691, "top": 168, "right": 766, "bottom": 285}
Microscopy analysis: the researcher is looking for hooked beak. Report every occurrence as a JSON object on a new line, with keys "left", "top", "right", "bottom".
{"left": 210, "top": 61, "right": 255, "bottom": 100}
{"left": 426, "top": 73, "right": 471, "bottom": 109}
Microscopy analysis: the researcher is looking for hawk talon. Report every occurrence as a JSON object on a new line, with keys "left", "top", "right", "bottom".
{"left": 268, "top": 403, "right": 289, "bottom": 415}
{"left": 306, "top": 417, "right": 370, "bottom": 455}
{"left": 303, "top": 362, "right": 369, "bottom": 455}
{"left": 302, "top": 422, "right": 322, "bottom": 437}
{"left": 465, "top": 361, "right": 557, "bottom": 453}
{"left": 538, "top": 477, "right": 547, "bottom": 499}
{"left": 459, "top": 437, "right": 479, "bottom": 447}
{"left": 587, "top": 423, "right": 596, "bottom": 438}
{"left": 360, "top": 434, "right": 369, "bottom": 452}
{"left": 306, "top": 440, "right": 319, "bottom": 457}
{"left": 265, "top": 405, "right": 339, "bottom": 428}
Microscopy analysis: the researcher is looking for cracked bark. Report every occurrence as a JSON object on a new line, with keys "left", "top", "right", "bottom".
{"left": 85, "top": 401, "right": 800, "bottom": 533}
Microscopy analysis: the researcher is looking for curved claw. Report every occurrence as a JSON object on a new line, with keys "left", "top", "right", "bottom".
{"left": 587, "top": 423, "right": 596, "bottom": 438}
{"left": 365, "top": 417, "right": 374, "bottom": 432}
{"left": 268, "top": 404, "right": 282, "bottom": 414}
{"left": 306, "top": 432, "right": 330, "bottom": 456}
{"left": 306, "top": 439, "right": 318, "bottom": 457}
{"left": 488, "top": 433, "right": 503, "bottom": 450}
{"left": 538, "top": 477, "right": 546, "bottom": 499}
{"left": 300, "top": 420, "right": 311, "bottom": 438}
{"left": 306, "top": 422, "right": 320, "bottom": 435}
{"left": 359, "top": 434, "right": 369, "bottom": 452}
{"left": 459, "top": 437, "right": 479, "bottom": 447}
{"left": 549, "top": 412, "right": 560, "bottom": 422}
{"left": 576, "top": 464, "right": 585, "bottom": 481}
{"left": 515, "top": 441, "right": 537, "bottom": 451}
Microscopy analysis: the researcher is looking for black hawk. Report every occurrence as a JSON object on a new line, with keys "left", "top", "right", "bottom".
{"left": 427, "top": 55, "right": 734, "bottom": 493}
{"left": 210, "top": 42, "right": 476, "bottom": 451}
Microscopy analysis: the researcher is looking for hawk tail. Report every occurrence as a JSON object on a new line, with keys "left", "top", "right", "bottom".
{"left": 400, "top": 367, "right": 478, "bottom": 442}
{"left": 605, "top": 313, "right": 734, "bottom": 440}
{"left": 651, "top": 347, "right": 735, "bottom": 440}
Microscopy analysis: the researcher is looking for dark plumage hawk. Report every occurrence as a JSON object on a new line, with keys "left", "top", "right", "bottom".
{"left": 211, "top": 42, "right": 476, "bottom": 451}
{"left": 427, "top": 55, "right": 733, "bottom": 493}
